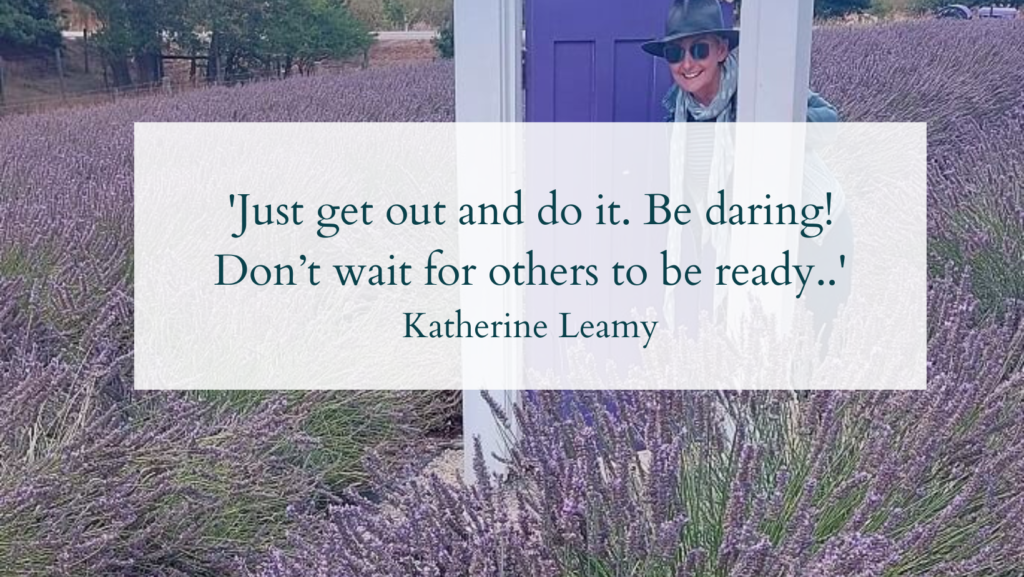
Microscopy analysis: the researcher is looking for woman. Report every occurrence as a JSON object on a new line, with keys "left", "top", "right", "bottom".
{"left": 642, "top": 0, "right": 837, "bottom": 124}
{"left": 643, "top": 0, "right": 851, "bottom": 348}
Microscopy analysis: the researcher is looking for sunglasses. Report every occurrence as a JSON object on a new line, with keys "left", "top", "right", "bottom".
{"left": 664, "top": 41, "right": 711, "bottom": 64}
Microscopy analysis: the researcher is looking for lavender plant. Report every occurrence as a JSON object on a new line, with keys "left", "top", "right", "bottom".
{"left": 3, "top": 16, "right": 1024, "bottom": 577}
{"left": 0, "top": 358, "right": 325, "bottom": 575}
{"left": 0, "top": 62, "right": 457, "bottom": 575}
{"left": 253, "top": 272, "right": 1024, "bottom": 577}
{"left": 812, "top": 19, "right": 1024, "bottom": 315}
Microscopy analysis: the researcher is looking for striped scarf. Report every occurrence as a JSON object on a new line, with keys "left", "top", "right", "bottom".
{"left": 674, "top": 48, "right": 740, "bottom": 123}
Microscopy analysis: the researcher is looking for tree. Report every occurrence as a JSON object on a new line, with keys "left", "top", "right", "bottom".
{"left": 433, "top": 18, "right": 453, "bottom": 59}
{"left": 81, "top": 0, "right": 191, "bottom": 86}
{"left": 344, "top": 0, "right": 452, "bottom": 29}
{"left": 383, "top": 0, "right": 406, "bottom": 30}
{"left": 0, "top": 0, "right": 62, "bottom": 53}
{"left": 265, "top": 0, "right": 374, "bottom": 76}
{"left": 83, "top": 0, "right": 372, "bottom": 86}
{"left": 814, "top": 0, "right": 871, "bottom": 18}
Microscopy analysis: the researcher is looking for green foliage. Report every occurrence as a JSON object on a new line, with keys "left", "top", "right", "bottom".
{"left": 81, "top": 0, "right": 372, "bottom": 84}
{"left": 196, "top": 390, "right": 460, "bottom": 489}
{"left": 912, "top": 0, "right": 956, "bottom": 12}
{"left": 951, "top": 0, "right": 1024, "bottom": 5}
{"left": 80, "top": 0, "right": 191, "bottom": 84}
{"left": 894, "top": 0, "right": 1024, "bottom": 12}
{"left": 930, "top": 204, "right": 1024, "bottom": 319}
{"left": 383, "top": 0, "right": 406, "bottom": 29}
{"left": 348, "top": 0, "right": 451, "bottom": 30}
{"left": 0, "top": 0, "right": 62, "bottom": 52}
{"left": 869, "top": 0, "right": 905, "bottom": 16}
{"left": 814, "top": 0, "right": 872, "bottom": 17}
{"left": 869, "top": 0, "right": 962, "bottom": 16}
{"left": 264, "top": 0, "right": 374, "bottom": 74}
{"left": 433, "top": 19, "right": 453, "bottom": 59}
{"left": 82, "top": 0, "right": 187, "bottom": 55}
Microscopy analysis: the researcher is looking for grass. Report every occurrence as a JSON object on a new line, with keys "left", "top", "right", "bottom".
{"left": 195, "top": 390, "right": 461, "bottom": 490}
{"left": 0, "top": 244, "right": 56, "bottom": 281}
{"left": 929, "top": 203, "right": 1024, "bottom": 319}
{"left": 0, "top": 234, "right": 461, "bottom": 494}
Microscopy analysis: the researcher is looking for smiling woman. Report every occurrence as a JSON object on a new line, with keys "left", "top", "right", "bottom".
{"left": 642, "top": 0, "right": 739, "bottom": 117}
{"left": 643, "top": 0, "right": 852, "bottom": 342}
{"left": 642, "top": 0, "right": 836, "bottom": 125}
{"left": 664, "top": 34, "right": 731, "bottom": 107}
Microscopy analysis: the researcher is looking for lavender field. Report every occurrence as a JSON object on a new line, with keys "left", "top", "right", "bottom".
{"left": 1, "top": 18, "right": 1023, "bottom": 577}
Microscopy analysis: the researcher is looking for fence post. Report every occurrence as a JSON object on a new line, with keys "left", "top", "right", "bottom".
{"left": 83, "top": 28, "right": 90, "bottom": 73}
{"left": 55, "top": 48, "right": 68, "bottom": 104}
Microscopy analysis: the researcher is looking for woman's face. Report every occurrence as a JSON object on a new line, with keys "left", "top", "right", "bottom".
{"left": 668, "top": 34, "right": 730, "bottom": 101}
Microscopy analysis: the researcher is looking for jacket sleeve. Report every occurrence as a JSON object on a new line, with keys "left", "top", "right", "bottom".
{"left": 806, "top": 91, "right": 838, "bottom": 123}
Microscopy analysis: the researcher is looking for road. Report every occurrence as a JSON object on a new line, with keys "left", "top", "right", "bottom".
{"left": 373, "top": 30, "right": 438, "bottom": 41}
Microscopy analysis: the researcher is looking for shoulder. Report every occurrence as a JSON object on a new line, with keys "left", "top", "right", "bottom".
{"left": 806, "top": 91, "right": 839, "bottom": 123}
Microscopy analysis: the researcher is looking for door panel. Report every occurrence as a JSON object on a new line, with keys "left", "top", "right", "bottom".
{"left": 523, "top": 0, "right": 735, "bottom": 379}
{"left": 527, "top": 0, "right": 675, "bottom": 123}
{"left": 553, "top": 42, "right": 597, "bottom": 122}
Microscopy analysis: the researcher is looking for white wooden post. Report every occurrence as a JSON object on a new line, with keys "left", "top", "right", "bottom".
{"left": 730, "top": 0, "right": 814, "bottom": 340}
{"left": 736, "top": 0, "right": 813, "bottom": 123}
{"left": 454, "top": 0, "right": 523, "bottom": 482}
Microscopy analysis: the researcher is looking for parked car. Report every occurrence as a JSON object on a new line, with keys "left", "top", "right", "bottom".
{"left": 977, "top": 5, "right": 1019, "bottom": 19}
{"left": 936, "top": 4, "right": 972, "bottom": 19}
{"left": 937, "top": 4, "right": 1019, "bottom": 19}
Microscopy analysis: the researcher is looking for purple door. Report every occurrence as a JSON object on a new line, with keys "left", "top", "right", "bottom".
{"left": 525, "top": 0, "right": 735, "bottom": 122}
{"left": 525, "top": 0, "right": 676, "bottom": 122}
{"left": 523, "top": 0, "right": 736, "bottom": 379}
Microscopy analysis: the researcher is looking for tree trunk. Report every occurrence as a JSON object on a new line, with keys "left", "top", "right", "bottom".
{"left": 107, "top": 57, "right": 133, "bottom": 87}
{"left": 223, "top": 52, "right": 237, "bottom": 81}
{"left": 135, "top": 51, "right": 161, "bottom": 85}
{"left": 207, "top": 29, "right": 220, "bottom": 83}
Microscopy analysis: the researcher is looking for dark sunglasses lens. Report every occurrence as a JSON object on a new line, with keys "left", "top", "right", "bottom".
{"left": 691, "top": 42, "right": 710, "bottom": 60}
{"left": 664, "top": 45, "right": 683, "bottom": 63}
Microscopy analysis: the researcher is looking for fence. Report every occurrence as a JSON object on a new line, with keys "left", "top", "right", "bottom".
{"left": 0, "top": 35, "right": 425, "bottom": 117}
{"left": 0, "top": 60, "right": 380, "bottom": 118}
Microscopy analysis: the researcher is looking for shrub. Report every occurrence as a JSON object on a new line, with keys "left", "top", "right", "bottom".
{"left": 0, "top": 362, "right": 325, "bottom": 575}
{"left": 0, "top": 63, "right": 457, "bottom": 576}
{"left": 198, "top": 390, "right": 461, "bottom": 489}
{"left": 251, "top": 272, "right": 1024, "bottom": 577}
{"left": 434, "top": 20, "right": 454, "bottom": 59}
{"left": 929, "top": 198, "right": 1024, "bottom": 318}
{"left": 812, "top": 20, "right": 1024, "bottom": 315}
{"left": 4, "top": 17, "right": 1024, "bottom": 577}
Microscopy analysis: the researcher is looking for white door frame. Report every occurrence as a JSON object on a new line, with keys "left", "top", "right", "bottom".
{"left": 453, "top": 0, "right": 814, "bottom": 480}
{"left": 731, "top": 0, "right": 814, "bottom": 338}
{"left": 454, "top": 0, "right": 523, "bottom": 482}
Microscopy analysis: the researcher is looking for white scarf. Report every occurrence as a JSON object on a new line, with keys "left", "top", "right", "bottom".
{"left": 661, "top": 51, "right": 845, "bottom": 333}
{"left": 663, "top": 52, "right": 740, "bottom": 331}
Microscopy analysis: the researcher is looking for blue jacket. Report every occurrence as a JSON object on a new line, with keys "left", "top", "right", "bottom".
{"left": 661, "top": 85, "right": 839, "bottom": 123}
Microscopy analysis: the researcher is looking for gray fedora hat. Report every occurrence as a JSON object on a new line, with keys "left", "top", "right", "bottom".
{"left": 642, "top": 0, "right": 739, "bottom": 59}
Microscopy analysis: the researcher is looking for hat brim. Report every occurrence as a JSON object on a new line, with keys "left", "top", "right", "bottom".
{"left": 642, "top": 30, "right": 739, "bottom": 59}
